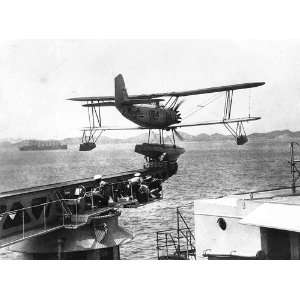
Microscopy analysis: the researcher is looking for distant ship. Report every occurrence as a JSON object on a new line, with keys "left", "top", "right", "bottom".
{"left": 19, "top": 140, "right": 67, "bottom": 151}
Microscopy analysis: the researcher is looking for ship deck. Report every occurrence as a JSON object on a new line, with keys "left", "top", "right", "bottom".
{"left": 0, "top": 162, "right": 173, "bottom": 250}
{"left": 213, "top": 186, "right": 300, "bottom": 205}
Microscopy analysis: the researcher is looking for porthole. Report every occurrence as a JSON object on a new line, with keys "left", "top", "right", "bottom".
{"left": 217, "top": 218, "right": 227, "bottom": 230}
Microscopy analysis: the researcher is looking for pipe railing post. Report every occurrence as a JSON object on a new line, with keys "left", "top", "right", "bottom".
{"left": 291, "top": 142, "right": 297, "bottom": 193}
{"left": 165, "top": 233, "right": 168, "bottom": 258}
{"left": 75, "top": 200, "right": 78, "bottom": 225}
{"left": 62, "top": 201, "right": 65, "bottom": 226}
{"left": 156, "top": 232, "right": 160, "bottom": 259}
{"left": 176, "top": 207, "right": 180, "bottom": 256}
{"left": 111, "top": 183, "right": 114, "bottom": 202}
{"left": 91, "top": 192, "right": 94, "bottom": 210}
{"left": 43, "top": 204, "right": 46, "bottom": 230}
{"left": 186, "top": 230, "right": 189, "bottom": 259}
{"left": 22, "top": 209, "right": 25, "bottom": 239}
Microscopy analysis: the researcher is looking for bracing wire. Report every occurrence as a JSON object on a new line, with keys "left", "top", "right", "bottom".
{"left": 181, "top": 93, "right": 223, "bottom": 121}
{"left": 248, "top": 89, "right": 252, "bottom": 117}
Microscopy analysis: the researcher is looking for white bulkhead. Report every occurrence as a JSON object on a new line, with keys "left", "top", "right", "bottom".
{"left": 194, "top": 195, "right": 262, "bottom": 258}
{"left": 194, "top": 189, "right": 300, "bottom": 260}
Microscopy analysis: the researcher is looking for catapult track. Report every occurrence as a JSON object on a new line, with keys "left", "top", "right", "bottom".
{"left": 0, "top": 166, "right": 168, "bottom": 199}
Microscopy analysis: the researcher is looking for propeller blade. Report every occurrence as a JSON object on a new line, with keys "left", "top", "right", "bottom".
{"left": 174, "top": 129, "right": 184, "bottom": 141}
{"left": 176, "top": 112, "right": 182, "bottom": 122}
{"left": 174, "top": 100, "right": 185, "bottom": 111}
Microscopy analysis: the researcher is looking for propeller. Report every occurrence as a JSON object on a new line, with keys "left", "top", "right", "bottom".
{"left": 173, "top": 129, "right": 184, "bottom": 141}
{"left": 176, "top": 112, "right": 182, "bottom": 122}
{"left": 173, "top": 99, "right": 185, "bottom": 111}
{"left": 173, "top": 100, "right": 184, "bottom": 122}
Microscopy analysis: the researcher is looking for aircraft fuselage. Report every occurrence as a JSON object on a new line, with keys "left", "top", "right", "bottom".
{"left": 117, "top": 105, "right": 180, "bottom": 129}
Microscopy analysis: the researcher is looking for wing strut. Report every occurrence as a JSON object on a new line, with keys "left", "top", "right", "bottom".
{"left": 224, "top": 121, "right": 248, "bottom": 145}
{"left": 92, "top": 105, "right": 102, "bottom": 127}
{"left": 222, "top": 90, "right": 249, "bottom": 145}
{"left": 81, "top": 128, "right": 103, "bottom": 144}
{"left": 224, "top": 90, "right": 233, "bottom": 120}
{"left": 79, "top": 100, "right": 105, "bottom": 151}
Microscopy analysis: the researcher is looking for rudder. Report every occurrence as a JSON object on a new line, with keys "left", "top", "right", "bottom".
{"left": 115, "top": 74, "right": 128, "bottom": 106}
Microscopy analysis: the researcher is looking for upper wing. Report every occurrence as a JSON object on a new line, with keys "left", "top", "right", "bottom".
{"left": 127, "top": 82, "right": 265, "bottom": 99}
{"left": 68, "top": 82, "right": 265, "bottom": 102}
{"left": 168, "top": 117, "right": 261, "bottom": 129}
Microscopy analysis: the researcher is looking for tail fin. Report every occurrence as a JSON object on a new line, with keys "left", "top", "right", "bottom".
{"left": 115, "top": 74, "right": 128, "bottom": 107}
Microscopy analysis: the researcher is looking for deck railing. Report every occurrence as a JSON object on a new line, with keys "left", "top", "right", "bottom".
{"left": 156, "top": 207, "right": 195, "bottom": 260}
{"left": 0, "top": 198, "right": 67, "bottom": 248}
{"left": 0, "top": 195, "right": 118, "bottom": 248}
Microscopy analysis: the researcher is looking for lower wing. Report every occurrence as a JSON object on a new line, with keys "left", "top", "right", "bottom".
{"left": 168, "top": 116, "right": 261, "bottom": 129}
{"left": 81, "top": 116, "right": 260, "bottom": 131}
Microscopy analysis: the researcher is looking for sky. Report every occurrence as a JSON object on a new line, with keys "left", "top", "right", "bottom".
{"left": 1, "top": 39, "right": 300, "bottom": 140}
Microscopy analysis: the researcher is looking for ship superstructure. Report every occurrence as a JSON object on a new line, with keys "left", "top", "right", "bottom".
{"left": 193, "top": 142, "right": 300, "bottom": 259}
{"left": 154, "top": 142, "right": 300, "bottom": 260}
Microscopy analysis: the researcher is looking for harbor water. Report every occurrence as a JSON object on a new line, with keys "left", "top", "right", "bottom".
{"left": 0, "top": 140, "right": 293, "bottom": 259}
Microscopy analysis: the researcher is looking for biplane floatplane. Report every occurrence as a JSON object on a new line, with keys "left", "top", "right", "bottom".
{"left": 68, "top": 74, "right": 265, "bottom": 151}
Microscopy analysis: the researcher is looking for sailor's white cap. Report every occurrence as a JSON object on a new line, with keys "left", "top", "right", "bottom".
{"left": 134, "top": 172, "right": 141, "bottom": 177}
{"left": 129, "top": 177, "right": 140, "bottom": 183}
{"left": 94, "top": 174, "right": 103, "bottom": 181}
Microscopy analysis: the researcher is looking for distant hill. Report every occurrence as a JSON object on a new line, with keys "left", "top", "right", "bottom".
{"left": 248, "top": 130, "right": 300, "bottom": 141}
{"left": 193, "top": 133, "right": 232, "bottom": 142}
{"left": 2, "top": 129, "right": 300, "bottom": 149}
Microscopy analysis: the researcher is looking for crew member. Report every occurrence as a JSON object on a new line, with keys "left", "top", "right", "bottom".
{"left": 128, "top": 173, "right": 142, "bottom": 199}
{"left": 137, "top": 181, "right": 150, "bottom": 203}
{"left": 93, "top": 174, "right": 109, "bottom": 207}
{"left": 71, "top": 185, "right": 86, "bottom": 213}
{"left": 148, "top": 177, "right": 162, "bottom": 199}
{"left": 93, "top": 174, "right": 107, "bottom": 189}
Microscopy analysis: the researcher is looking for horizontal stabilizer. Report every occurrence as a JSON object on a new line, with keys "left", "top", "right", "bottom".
{"left": 81, "top": 99, "right": 165, "bottom": 107}
{"left": 68, "top": 96, "right": 115, "bottom": 102}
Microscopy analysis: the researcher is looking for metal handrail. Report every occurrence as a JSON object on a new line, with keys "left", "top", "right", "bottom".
{"left": 177, "top": 207, "right": 195, "bottom": 240}
{"left": 156, "top": 206, "right": 195, "bottom": 259}
{"left": 0, "top": 196, "right": 121, "bottom": 248}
